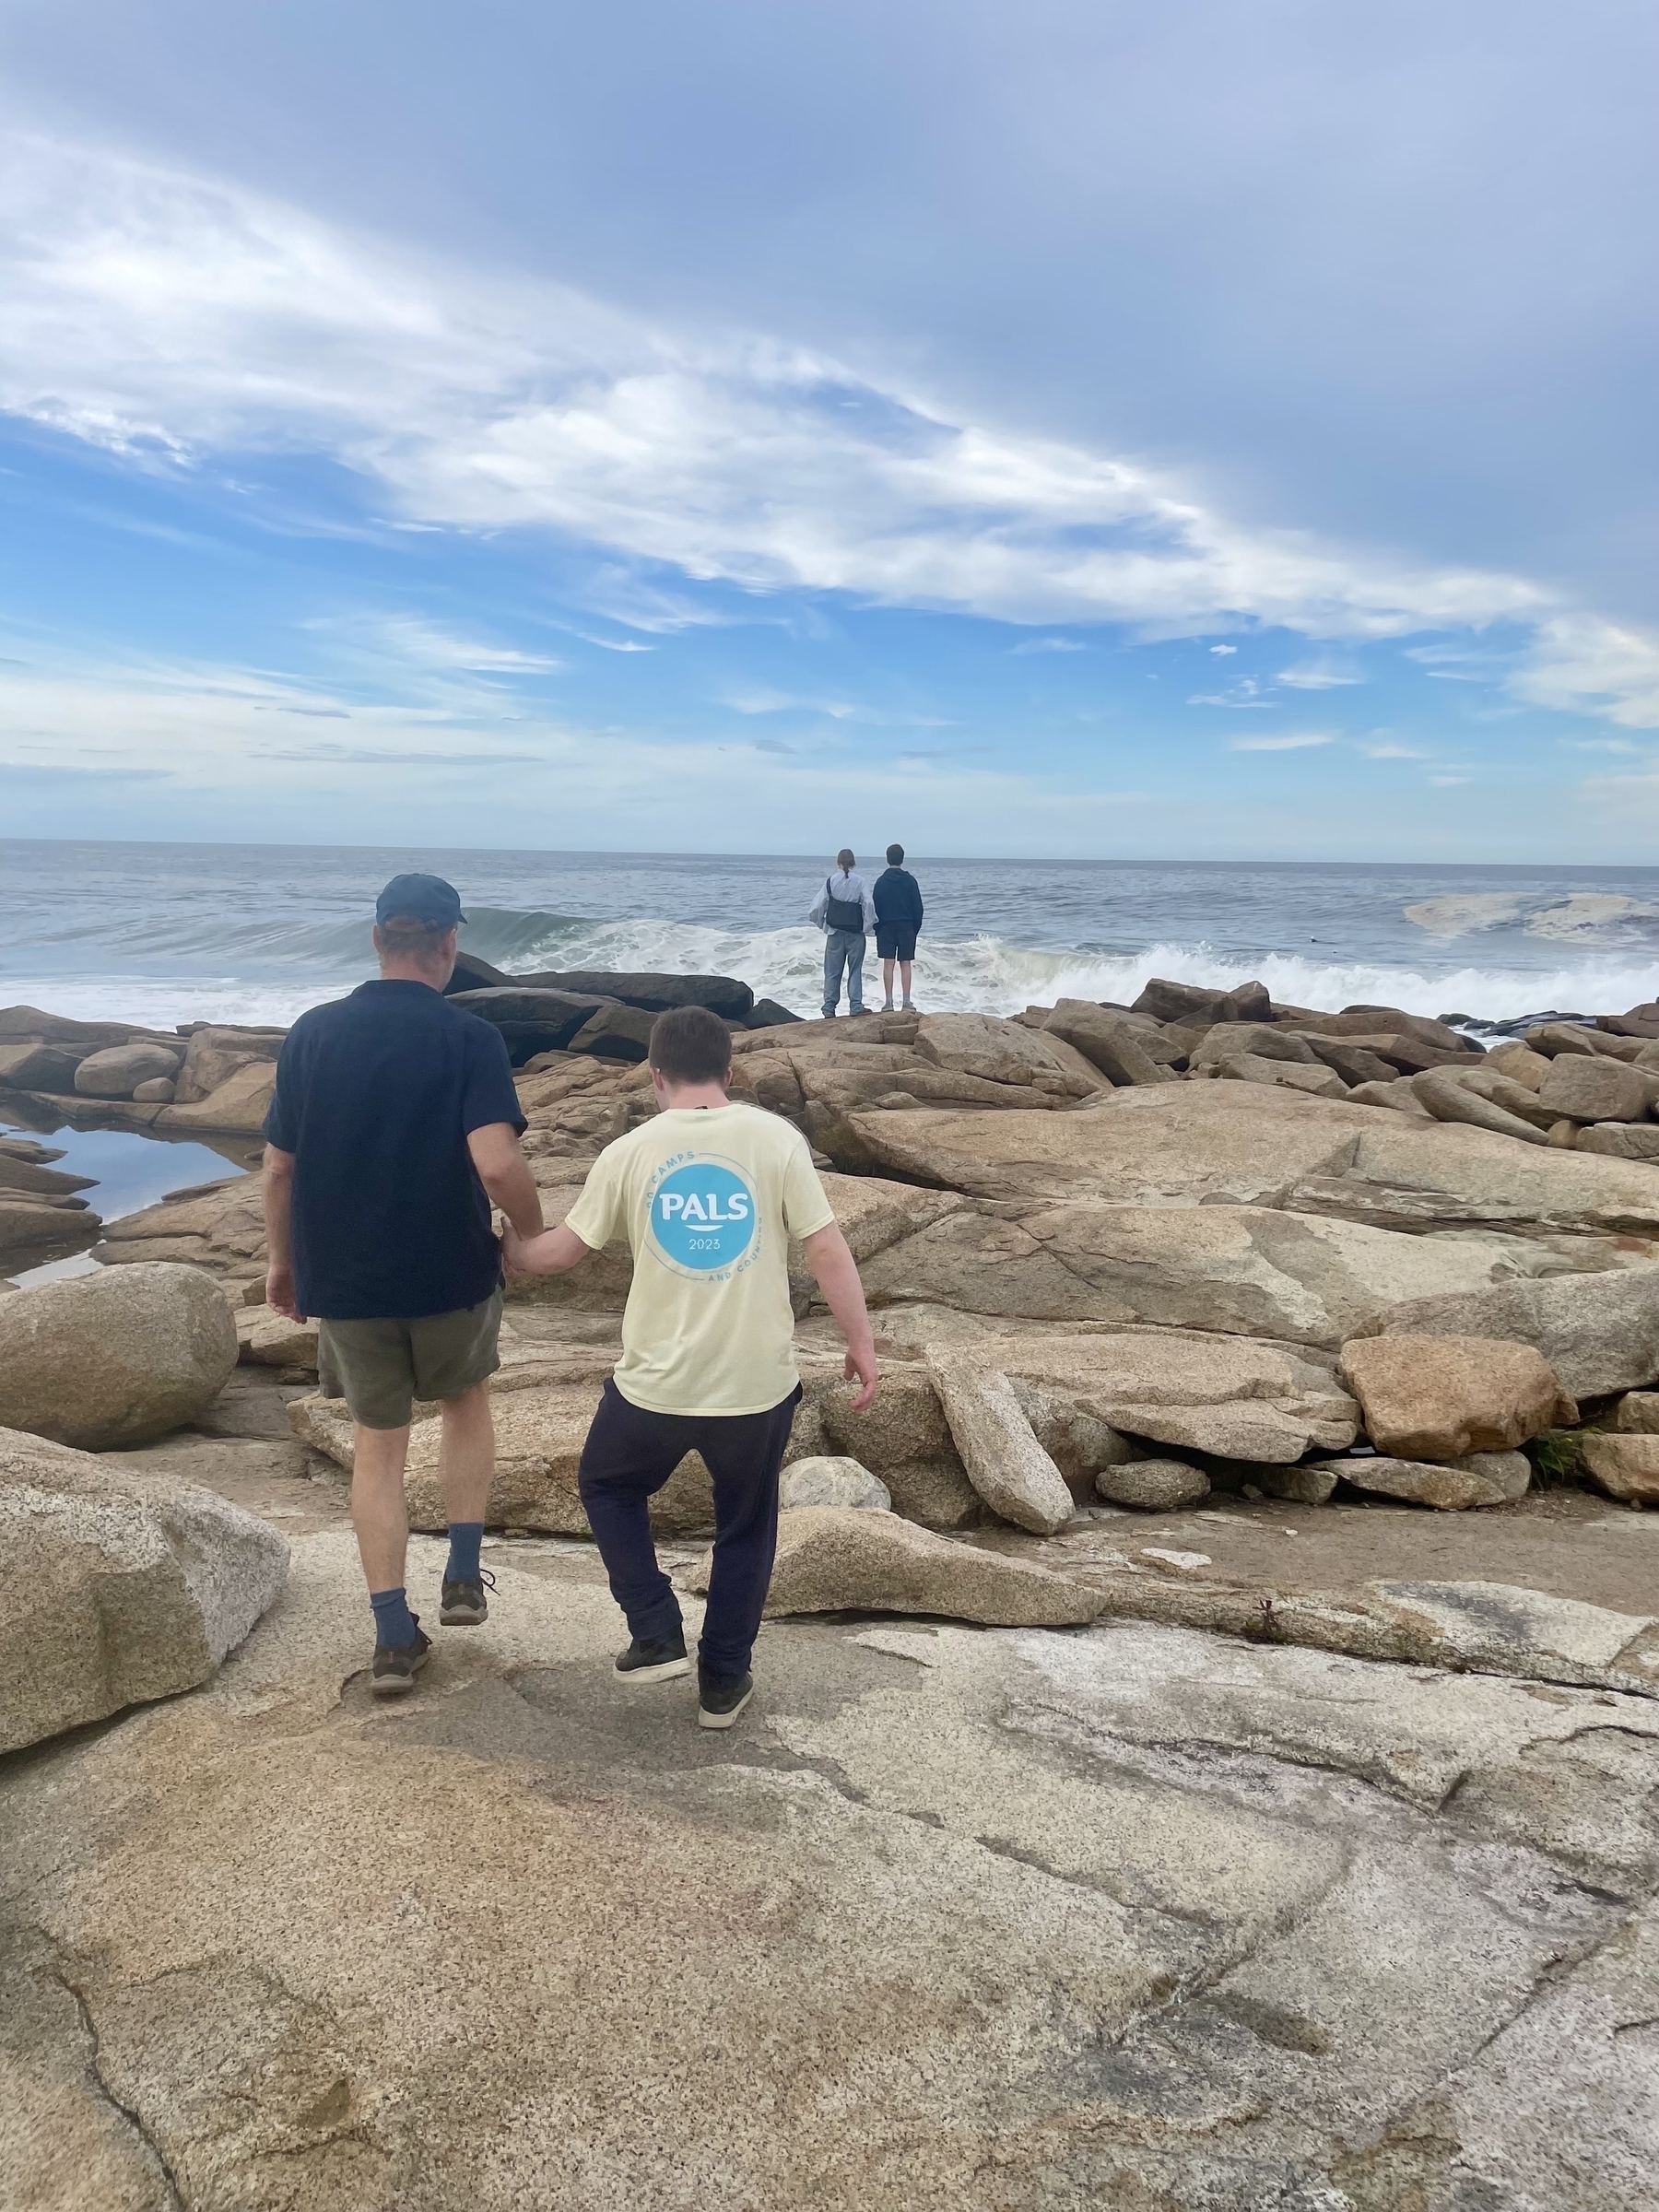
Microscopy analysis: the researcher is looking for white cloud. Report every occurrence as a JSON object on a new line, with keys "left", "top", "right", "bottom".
{"left": 1356, "top": 739, "right": 1430, "bottom": 759}
{"left": 1010, "top": 636, "right": 1087, "bottom": 654}
{"left": 1430, "top": 773, "right": 1474, "bottom": 786}
{"left": 0, "top": 131, "right": 1563, "bottom": 652}
{"left": 1512, "top": 616, "right": 1659, "bottom": 730}
{"left": 1229, "top": 733, "right": 1334, "bottom": 752}
{"left": 1208, "top": 643, "right": 1238, "bottom": 655}
{"left": 1276, "top": 658, "right": 1363, "bottom": 688}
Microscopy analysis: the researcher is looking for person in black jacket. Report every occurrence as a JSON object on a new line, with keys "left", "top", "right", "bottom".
{"left": 872, "top": 843, "right": 924, "bottom": 1011}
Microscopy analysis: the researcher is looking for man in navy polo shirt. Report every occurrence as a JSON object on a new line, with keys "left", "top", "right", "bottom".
{"left": 263, "top": 873, "right": 546, "bottom": 1694}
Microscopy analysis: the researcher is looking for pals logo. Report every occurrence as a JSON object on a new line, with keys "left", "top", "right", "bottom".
{"left": 648, "top": 1158, "right": 759, "bottom": 1278}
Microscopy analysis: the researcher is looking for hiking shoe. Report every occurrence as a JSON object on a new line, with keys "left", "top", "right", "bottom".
{"left": 901, "top": 999, "right": 917, "bottom": 1012}
{"left": 615, "top": 1631, "right": 692, "bottom": 1684}
{"left": 698, "top": 1668, "right": 754, "bottom": 1730}
{"left": 882, "top": 998, "right": 895, "bottom": 1011}
{"left": 439, "top": 1567, "right": 496, "bottom": 1627}
{"left": 371, "top": 1622, "right": 431, "bottom": 1698}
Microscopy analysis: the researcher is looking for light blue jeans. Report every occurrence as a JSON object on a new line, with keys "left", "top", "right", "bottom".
{"left": 822, "top": 929, "right": 866, "bottom": 1016}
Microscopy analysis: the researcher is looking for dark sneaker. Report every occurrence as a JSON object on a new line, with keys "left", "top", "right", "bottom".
{"left": 440, "top": 1567, "right": 496, "bottom": 1627}
{"left": 698, "top": 1667, "right": 754, "bottom": 1730}
{"left": 615, "top": 1631, "right": 691, "bottom": 1684}
{"left": 371, "top": 1622, "right": 431, "bottom": 1698}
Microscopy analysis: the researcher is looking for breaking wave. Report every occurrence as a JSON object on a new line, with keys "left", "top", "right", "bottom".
{"left": 10, "top": 911, "right": 1659, "bottom": 1030}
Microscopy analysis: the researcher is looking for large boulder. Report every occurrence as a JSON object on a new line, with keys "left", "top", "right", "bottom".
{"left": 0, "top": 1426, "right": 288, "bottom": 1752}
{"left": 841, "top": 1083, "right": 1659, "bottom": 1236}
{"left": 155, "top": 1060, "right": 277, "bottom": 1136}
{"left": 860, "top": 1198, "right": 1548, "bottom": 1350}
{"left": 1359, "top": 1266, "right": 1659, "bottom": 1401}
{"left": 441, "top": 988, "right": 612, "bottom": 1062}
{"left": 1579, "top": 1433, "right": 1659, "bottom": 1504}
{"left": 0, "top": 1040, "right": 85, "bottom": 1091}
{"left": 1578, "top": 1124, "right": 1659, "bottom": 1159}
{"left": 512, "top": 971, "right": 755, "bottom": 1021}
{"left": 680, "top": 1504, "right": 1105, "bottom": 1624}
{"left": 1337, "top": 1335, "right": 1576, "bottom": 1460}
{"left": 1411, "top": 1070, "right": 1548, "bottom": 1145}
{"left": 1537, "top": 1056, "right": 1659, "bottom": 1124}
{"left": 566, "top": 1001, "right": 658, "bottom": 1063}
{"left": 912, "top": 1012, "right": 1103, "bottom": 1097}
{"left": 403, "top": 1383, "right": 715, "bottom": 1536}
{"left": 1131, "top": 977, "right": 1270, "bottom": 1025}
{"left": 1042, "top": 1003, "right": 1172, "bottom": 1086}
{"left": 73, "top": 1041, "right": 184, "bottom": 1099}
{"left": 1190, "top": 1022, "right": 1320, "bottom": 1069}
{"left": 0, "top": 1263, "right": 239, "bottom": 1448}
{"left": 924, "top": 1353, "right": 1074, "bottom": 1533}
{"left": 171, "top": 1024, "right": 284, "bottom": 1105}
{"left": 1212, "top": 1053, "right": 1347, "bottom": 1099}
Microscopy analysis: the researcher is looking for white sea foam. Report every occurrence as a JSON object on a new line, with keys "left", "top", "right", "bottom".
{"left": 1402, "top": 894, "right": 1529, "bottom": 936}
{"left": 1524, "top": 894, "right": 1659, "bottom": 941}
{"left": 9, "top": 918, "right": 1659, "bottom": 1030}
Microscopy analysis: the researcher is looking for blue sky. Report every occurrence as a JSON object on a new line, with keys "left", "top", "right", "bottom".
{"left": 1, "top": 0, "right": 1655, "bottom": 859}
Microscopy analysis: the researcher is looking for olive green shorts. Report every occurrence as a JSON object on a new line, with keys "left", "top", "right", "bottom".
{"left": 317, "top": 1288, "right": 504, "bottom": 1430}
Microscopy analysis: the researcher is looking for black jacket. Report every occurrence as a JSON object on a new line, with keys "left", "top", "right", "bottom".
{"left": 872, "top": 867, "right": 924, "bottom": 928}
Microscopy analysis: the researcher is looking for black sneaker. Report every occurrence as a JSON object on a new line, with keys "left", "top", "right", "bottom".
{"left": 615, "top": 1631, "right": 691, "bottom": 1684}
{"left": 440, "top": 1567, "right": 497, "bottom": 1627}
{"left": 371, "top": 1622, "right": 431, "bottom": 1698}
{"left": 698, "top": 1667, "right": 754, "bottom": 1730}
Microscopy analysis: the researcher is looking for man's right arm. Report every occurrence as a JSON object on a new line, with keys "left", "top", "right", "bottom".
{"left": 802, "top": 1221, "right": 878, "bottom": 1411}
{"left": 263, "top": 1145, "right": 304, "bottom": 1321}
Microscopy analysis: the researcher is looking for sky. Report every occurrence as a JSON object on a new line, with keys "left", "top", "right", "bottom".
{"left": 0, "top": 0, "right": 1656, "bottom": 861}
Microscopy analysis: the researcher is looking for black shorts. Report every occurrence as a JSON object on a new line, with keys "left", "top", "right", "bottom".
{"left": 876, "top": 924, "right": 918, "bottom": 961}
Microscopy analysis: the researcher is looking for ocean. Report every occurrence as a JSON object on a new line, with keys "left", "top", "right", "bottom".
{"left": 6, "top": 840, "right": 1659, "bottom": 1031}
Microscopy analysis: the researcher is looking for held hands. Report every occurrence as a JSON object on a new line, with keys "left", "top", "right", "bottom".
{"left": 843, "top": 1342, "right": 879, "bottom": 1413}
{"left": 266, "top": 1263, "right": 306, "bottom": 1324}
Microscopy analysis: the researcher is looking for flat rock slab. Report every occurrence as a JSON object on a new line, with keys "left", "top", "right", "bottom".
{"left": 3, "top": 1534, "right": 1656, "bottom": 2210}
{"left": 681, "top": 1504, "right": 1104, "bottom": 1624}
{"left": 1310, "top": 1451, "right": 1531, "bottom": 1510}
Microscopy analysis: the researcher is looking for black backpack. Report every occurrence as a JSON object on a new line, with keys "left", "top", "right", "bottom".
{"left": 824, "top": 877, "right": 865, "bottom": 933}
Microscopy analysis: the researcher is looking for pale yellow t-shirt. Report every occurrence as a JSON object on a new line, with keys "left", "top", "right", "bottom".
{"left": 564, "top": 1102, "right": 836, "bottom": 1416}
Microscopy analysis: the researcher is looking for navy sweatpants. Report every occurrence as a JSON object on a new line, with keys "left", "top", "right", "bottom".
{"left": 577, "top": 1379, "right": 803, "bottom": 1679}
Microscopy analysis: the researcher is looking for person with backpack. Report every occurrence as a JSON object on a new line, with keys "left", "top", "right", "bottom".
{"left": 808, "top": 848, "right": 877, "bottom": 1018}
{"left": 872, "top": 843, "right": 924, "bottom": 1011}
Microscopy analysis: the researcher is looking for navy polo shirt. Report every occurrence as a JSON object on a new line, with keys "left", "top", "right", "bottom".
{"left": 264, "top": 980, "right": 525, "bottom": 1320}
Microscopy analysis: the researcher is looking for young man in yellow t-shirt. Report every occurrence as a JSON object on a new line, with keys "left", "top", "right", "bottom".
{"left": 503, "top": 1005, "right": 879, "bottom": 1729}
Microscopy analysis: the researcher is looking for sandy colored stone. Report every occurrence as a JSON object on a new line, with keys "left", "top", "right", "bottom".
{"left": 1539, "top": 1054, "right": 1659, "bottom": 1124}
{"left": 1364, "top": 1266, "right": 1659, "bottom": 1401}
{"left": 1338, "top": 1334, "right": 1576, "bottom": 1460}
{"left": 1486, "top": 1040, "right": 1551, "bottom": 1090}
{"left": 862, "top": 1197, "right": 1540, "bottom": 1350}
{"left": 156, "top": 1059, "right": 277, "bottom": 1135}
{"left": 777, "top": 1456, "right": 891, "bottom": 1510}
{"left": 684, "top": 1504, "right": 1104, "bottom": 1622}
{"left": 1613, "top": 1391, "right": 1659, "bottom": 1432}
{"left": 1412, "top": 1068, "right": 1547, "bottom": 1144}
{"left": 1580, "top": 1433, "right": 1659, "bottom": 1505}
{"left": 1258, "top": 1462, "right": 1340, "bottom": 1504}
{"left": 0, "top": 1261, "right": 239, "bottom": 1448}
{"left": 404, "top": 1382, "right": 715, "bottom": 1536}
{"left": 1041, "top": 1002, "right": 1172, "bottom": 1086}
{"left": 73, "top": 1040, "right": 183, "bottom": 1098}
{"left": 924, "top": 1353, "right": 1074, "bottom": 1534}
{"left": 0, "top": 1425, "right": 288, "bottom": 1752}
{"left": 1213, "top": 1053, "right": 1348, "bottom": 1098}
{"left": 1315, "top": 1453, "right": 1529, "bottom": 1510}
{"left": 1577, "top": 1123, "right": 1659, "bottom": 1159}
{"left": 1094, "top": 1459, "right": 1209, "bottom": 1510}
{"left": 913, "top": 1011, "right": 1103, "bottom": 1096}
{"left": 236, "top": 1306, "right": 320, "bottom": 1368}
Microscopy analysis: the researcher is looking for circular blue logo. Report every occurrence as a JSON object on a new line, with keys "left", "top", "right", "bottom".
{"left": 649, "top": 1159, "right": 759, "bottom": 1276}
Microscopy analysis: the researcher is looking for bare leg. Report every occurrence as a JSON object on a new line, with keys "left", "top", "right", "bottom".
{"left": 900, "top": 959, "right": 914, "bottom": 1006}
{"left": 882, "top": 956, "right": 896, "bottom": 1006}
{"left": 352, "top": 1422, "right": 412, "bottom": 1593}
{"left": 438, "top": 1380, "right": 495, "bottom": 1524}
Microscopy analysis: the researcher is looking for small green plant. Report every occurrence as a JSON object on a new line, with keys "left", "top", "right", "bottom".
{"left": 1526, "top": 1429, "right": 1586, "bottom": 1488}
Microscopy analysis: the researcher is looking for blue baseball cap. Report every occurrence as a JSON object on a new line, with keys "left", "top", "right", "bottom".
{"left": 374, "top": 873, "right": 466, "bottom": 927}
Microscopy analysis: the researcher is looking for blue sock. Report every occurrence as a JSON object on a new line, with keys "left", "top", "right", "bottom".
{"left": 370, "top": 1586, "right": 418, "bottom": 1650}
{"left": 446, "top": 1522, "right": 484, "bottom": 1584}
